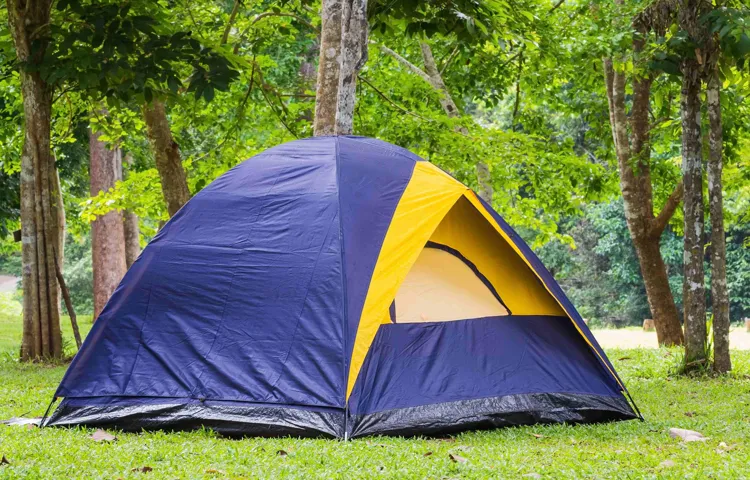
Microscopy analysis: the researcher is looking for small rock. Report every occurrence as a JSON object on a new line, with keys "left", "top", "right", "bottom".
{"left": 659, "top": 460, "right": 675, "bottom": 468}
{"left": 89, "top": 429, "right": 117, "bottom": 442}
{"left": 669, "top": 428, "right": 707, "bottom": 442}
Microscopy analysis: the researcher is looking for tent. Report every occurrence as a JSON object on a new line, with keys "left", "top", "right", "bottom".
{"left": 46, "top": 136, "right": 640, "bottom": 438}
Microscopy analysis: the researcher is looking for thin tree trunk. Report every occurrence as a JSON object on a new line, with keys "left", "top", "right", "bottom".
{"left": 680, "top": 58, "right": 707, "bottom": 365}
{"left": 143, "top": 100, "right": 191, "bottom": 217}
{"left": 90, "top": 129, "right": 127, "bottom": 320}
{"left": 383, "top": 41, "right": 495, "bottom": 204}
{"left": 334, "top": 0, "right": 368, "bottom": 135}
{"left": 122, "top": 154, "right": 140, "bottom": 268}
{"left": 8, "top": 0, "right": 64, "bottom": 361}
{"left": 123, "top": 213, "right": 140, "bottom": 268}
{"left": 603, "top": 56, "right": 684, "bottom": 346}
{"left": 707, "top": 61, "right": 730, "bottom": 373}
{"left": 53, "top": 248, "right": 81, "bottom": 350}
{"left": 420, "top": 42, "right": 461, "bottom": 118}
{"left": 313, "top": 0, "right": 342, "bottom": 136}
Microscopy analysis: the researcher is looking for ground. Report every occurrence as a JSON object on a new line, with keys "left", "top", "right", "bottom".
{"left": 1, "top": 316, "right": 749, "bottom": 479}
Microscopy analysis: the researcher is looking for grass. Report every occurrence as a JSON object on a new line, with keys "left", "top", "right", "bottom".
{"left": 1, "top": 315, "right": 749, "bottom": 479}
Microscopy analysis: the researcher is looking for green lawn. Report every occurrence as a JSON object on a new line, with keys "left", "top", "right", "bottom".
{"left": 1, "top": 315, "right": 749, "bottom": 479}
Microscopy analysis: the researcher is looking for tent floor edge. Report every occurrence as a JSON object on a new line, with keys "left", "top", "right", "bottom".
{"left": 46, "top": 398, "right": 345, "bottom": 438}
{"left": 350, "top": 392, "right": 638, "bottom": 438}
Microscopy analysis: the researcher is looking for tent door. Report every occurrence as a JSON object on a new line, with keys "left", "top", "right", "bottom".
{"left": 392, "top": 242, "right": 509, "bottom": 323}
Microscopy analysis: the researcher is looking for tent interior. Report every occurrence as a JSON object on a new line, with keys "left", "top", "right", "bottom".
{"left": 392, "top": 196, "right": 566, "bottom": 324}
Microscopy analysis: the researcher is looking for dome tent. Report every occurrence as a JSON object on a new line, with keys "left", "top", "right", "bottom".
{"left": 46, "top": 136, "right": 640, "bottom": 438}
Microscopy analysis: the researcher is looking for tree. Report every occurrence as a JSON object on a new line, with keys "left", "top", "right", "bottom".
{"left": 678, "top": 0, "right": 709, "bottom": 366}
{"left": 6, "top": 0, "right": 64, "bottom": 360}
{"left": 334, "top": 0, "right": 368, "bottom": 135}
{"left": 602, "top": 4, "right": 685, "bottom": 346}
{"left": 702, "top": 1, "right": 750, "bottom": 373}
{"left": 143, "top": 100, "right": 191, "bottom": 217}
{"left": 122, "top": 154, "right": 140, "bottom": 268}
{"left": 706, "top": 50, "right": 730, "bottom": 372}
{"left": 314, "top": 0, "right": 342, "bottom": 136}
{"left": 313, "top": 0, "right": 368, "bottom": 135}
{"left": 89, "top": 126, "right": 127, "bottom": 320}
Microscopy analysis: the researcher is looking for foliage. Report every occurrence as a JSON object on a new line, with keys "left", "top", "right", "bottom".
{"left": 2, "top": 315, "right": 750, "bottom": 477}
{"left": 42, "top": 0, "right": 239, "bottom": 105}
{"left": 537, "top": 201, "right": 681, "bottom": 327}
{"left": 61, "top": 234, "right": 95, "bottom": 316}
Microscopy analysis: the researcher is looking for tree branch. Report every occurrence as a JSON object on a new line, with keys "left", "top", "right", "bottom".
{"left": 221, "top": 0, "right": 242, "bottom": 46}
{"left": 549, "top": 0, "right": 566, "bottom": 13}
{"left": 651, "top": 180, "right": 684, "bottom": 237}
{"left": 358, "top": 75, "right": 431, "bottom": 121}
{"left": 439, "top": 45, "right": 460, "bottom": 75}
{"left": 234, "top": 12, "right": 317, "bottom": 54}
{"left": 378, "top": 44, "right": 433, "bottom": 84}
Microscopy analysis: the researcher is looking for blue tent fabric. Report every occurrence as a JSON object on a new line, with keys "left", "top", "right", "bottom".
{"left": 46, "top": 136, "right": 638, "bottom": 438}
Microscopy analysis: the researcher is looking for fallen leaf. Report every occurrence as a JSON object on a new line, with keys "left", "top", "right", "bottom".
{"left": 205, "top": 469, "right": 226, "bottom": 475}
{"left": 669, "top": 428, "right": 707, "bottom": 442}
{"left": 684, "top": 411, "right": 696, "bottom": 417}
{"left": 89, "top": 429, "right": 117, "bottom": 442}
{"left": 423, "top": 451, "right": 433, "bottom": 457}
{"left": 659, "top": 460, "right": 675, "bottom": 468}
{"left": 1, "top": 456, "right": 9, "bottom": 466}
{"left": 522, "top": 474, "right": 541, "bottom": 479}
{"left": 131, "top": 466, "right": 153, "bottom": 473}
{"left": 530, "top": 433, "right": 544, "bottom": 439}
{"left": 437, "top": 437, "right": 456, "bottom": 443}
{"left": 448, "top": 453, "right": 467, "bottom": 463}
{"left": 2, "top": 417, "right": 42, "bottom": 426}
{"left": 276, "top": 450, "right": 288, "bottom": 457}
{"left": 618, "top": 356, "right": 631, "bottom": 361}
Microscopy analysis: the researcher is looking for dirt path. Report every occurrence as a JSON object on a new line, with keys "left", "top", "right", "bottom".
{"left": 592, "top": 327, "right": 750, "bottom": 350}
{"left": 0, "top": 275, "right": 18, "bottom": 293}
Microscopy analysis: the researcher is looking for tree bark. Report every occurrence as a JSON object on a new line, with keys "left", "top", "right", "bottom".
{"left": 707, "top": 59, "right": 730, "bottom": 373}
{"left": 122, "top": 154, "right": 140, "bottom": 268}
{"left": 143, "top": 100, "right": 191, "bottom": 217}
{"left": 679, "top": 1, "right": 708, "bottom": 366}
{"left": 8, "top": 0, "right": 64, "bottom": 361}
{"left": 89, "top": 129, "right": 127, "bottom": 321}
{"left": 334, "top": 0, "right": 368, "bottom": 135}
{"left": 603, "top": 54, "right": 684, "bottom": 346}
{"left": 313, "top": 0, "right": 342, "bottom": 136}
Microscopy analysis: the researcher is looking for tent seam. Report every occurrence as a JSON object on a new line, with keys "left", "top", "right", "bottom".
{"left": 334, "top": 137, "right": 351, "bottom": 432}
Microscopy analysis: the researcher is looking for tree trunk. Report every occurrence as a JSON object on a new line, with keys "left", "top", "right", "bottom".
{"left": 90, "top": 129, "right": 127, "bottom": 320}
{"left": 707, "top": 61, "right": 730, "bottom": 373}
{"left": 123, "top": 212, "right": 140, "bottom": 268}
{"left": 313, "top": 0, "right": 342, "bottom": 136}
{"left": 8, "top": 0, "right": 64, "bottom": 361}
{"left": 680, "top": 58, "right": 707, "bottom": 365}
{"left": 632, "top": 233, "right": 685, "bottom": 344}
{"left": 122, "top": 154, "right": 140, "bottom": 268}
{"left": 602, "top": 55, "right": 684, "bottom": 346}
{"left": 143, "top": 100, "right": 191, "bottom": 217}
{"left": 334, "top": 0, "right": 368, "bottom": 135}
